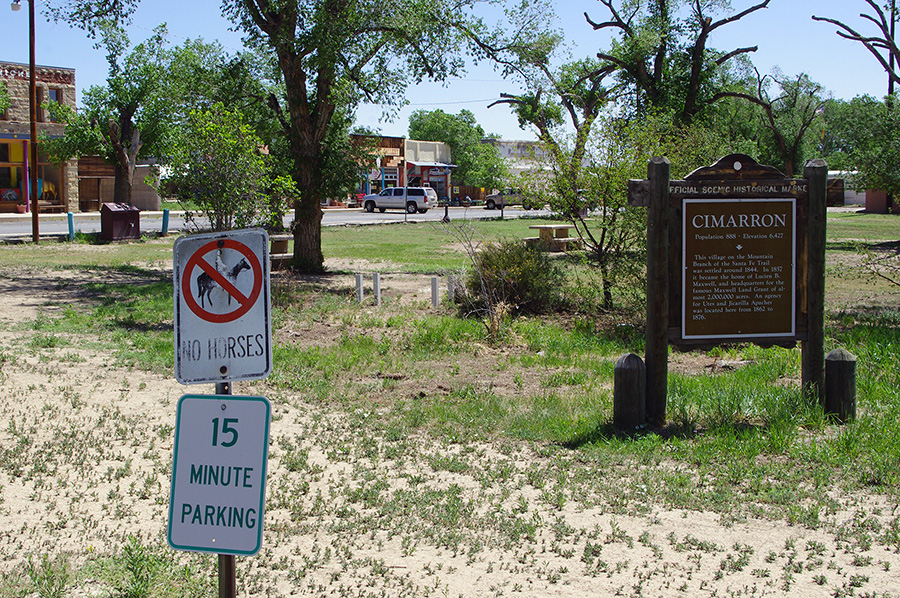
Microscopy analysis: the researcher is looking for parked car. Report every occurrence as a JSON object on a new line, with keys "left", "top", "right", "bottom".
{"left": 361, "top": 187, "right": 437, "bottom": 214}
{"left": 484, "top": 188, "right": 524, "bottom": 210}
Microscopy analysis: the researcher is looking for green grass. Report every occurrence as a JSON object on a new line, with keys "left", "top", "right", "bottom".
{"left": 322, "top": 216, "right": 558, "bottom": 272}
{"left": 1, "top": 209, "right": 899, "bottom": 594}
{"left": 826, "top": 211, "right": 900, "bottom": 243}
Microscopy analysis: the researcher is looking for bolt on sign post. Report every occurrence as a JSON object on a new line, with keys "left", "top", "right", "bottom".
{"left": 171, "top": 229, "right": 273, "bottom": 598}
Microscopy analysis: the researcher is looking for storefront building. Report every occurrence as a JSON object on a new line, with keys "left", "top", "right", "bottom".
{"left": 353, "top": 135, "right": 454, "bottom": 202}
{"left": 0, "top": 60, "right": 77, "bottom": 213}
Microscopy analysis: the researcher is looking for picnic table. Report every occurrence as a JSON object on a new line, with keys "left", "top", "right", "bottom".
{"left": 525, "top": 224, "right": 582, "bottom": 252}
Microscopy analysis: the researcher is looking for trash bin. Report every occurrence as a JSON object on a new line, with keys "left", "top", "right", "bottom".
{"left": 100, "top": 202, "right": 141, "bottom": 241}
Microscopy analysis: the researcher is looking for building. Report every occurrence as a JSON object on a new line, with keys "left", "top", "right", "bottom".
{"left": 352, "top": 135, "right": 454, "bottom": 201}
{"left": 0, "top": 60, "right": 77, "bottom": 213}
{"left": 482, "top": 138, "right": 549, "bottom": 179}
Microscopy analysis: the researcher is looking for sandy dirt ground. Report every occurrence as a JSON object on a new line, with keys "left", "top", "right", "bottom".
{"left": 0, "top": 263, "right": 898, "bottom": 597}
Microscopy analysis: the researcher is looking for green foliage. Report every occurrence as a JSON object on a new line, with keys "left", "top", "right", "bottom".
{"left": 221, "top": 0, "right": 478, "bottom": 271}
{"left": 465, "top": 240, "right": 563, "bottom": 314}
{"left": 823, "top": 95, "right": 900, "bottom": 195}
{"left": 742, "top": 71, "right": 825, "bottom": 177}
{"left": 408, "top": 109, "right": 508, "bottom": 188}
{"left": 165, "top": 103, "right": 268, "bottom": 231}
{"left": 0, "top": 81, "right": 10, "bottom": 117}
{"left": 113, "top": 536, "right": 156, "bottom": 598}
{"left": 592, "top": 0, "right": 770, "bottom": 124}
{"left": 40, "top": 22, "right": 172, "bottom": 203}
{"left": 25, "top": 554, "right": 69, "bottom": 598}
{"left": 44, "top": 0, "right": 139, "bottom": 37}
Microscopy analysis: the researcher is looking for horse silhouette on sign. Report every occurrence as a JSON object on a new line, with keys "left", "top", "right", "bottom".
{"left": 196, "top": 254, "right": 251, "bottom": 309}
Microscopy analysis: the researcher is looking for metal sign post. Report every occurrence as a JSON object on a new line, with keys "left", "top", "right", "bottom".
{"left": 170, "top": 230, "right": 274, "bottom": 598}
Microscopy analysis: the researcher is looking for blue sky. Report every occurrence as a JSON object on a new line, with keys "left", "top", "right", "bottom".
{"left": 3, "top": 0, "right": 893, "bottom": 141}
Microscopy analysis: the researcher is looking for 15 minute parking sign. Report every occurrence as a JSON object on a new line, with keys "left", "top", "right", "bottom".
{"left": 168, "top": 394, "right": 271, "bottom": 556}
{"left": 173, "top": 229, "right": 272, "bottom": 384}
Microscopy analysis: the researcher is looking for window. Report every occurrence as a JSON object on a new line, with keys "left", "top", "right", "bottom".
{"left": 41, "top": 88, "right": 63, "bottom": 123}
{"left": 392, "top": 188, "right": 404, "bottom": 196}
{"left": 409, "top": 188, "right": 424, "bottom": 196}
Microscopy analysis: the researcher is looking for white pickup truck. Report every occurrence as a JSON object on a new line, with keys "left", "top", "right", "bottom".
{"left": 361, "top": 187, "right": 437, "bottom": 214}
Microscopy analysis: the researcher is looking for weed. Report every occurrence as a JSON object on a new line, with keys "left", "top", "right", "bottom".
{"left": 26, "top": 554, "right": 69, "bottom": 598}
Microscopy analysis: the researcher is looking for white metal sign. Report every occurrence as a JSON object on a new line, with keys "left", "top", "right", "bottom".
{"left": 173, "top": 229, "right": 272, "bottom": 384}
{"left": 168, "top": 394, "right": 271, "bottom": 556}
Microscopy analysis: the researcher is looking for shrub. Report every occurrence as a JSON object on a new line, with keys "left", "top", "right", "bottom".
{"left": 465, "top": 241, "right": 563, "bottom": 314}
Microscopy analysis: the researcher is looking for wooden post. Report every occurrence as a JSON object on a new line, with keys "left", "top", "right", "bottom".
{"left": 825, "top": 348, "right": 856, "bottom": 423}
{"left": 645, "top": 157, "right": 670, "bottom": 426}
{"left": 614, "top": 353, "right": 646, "bottom": 429}
{"left": 802, "top": 160, "right": 827, "bottom": 405}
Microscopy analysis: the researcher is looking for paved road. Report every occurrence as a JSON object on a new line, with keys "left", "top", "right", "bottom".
{"left": 0, "top": 205, "right": 553, "bottom": 239}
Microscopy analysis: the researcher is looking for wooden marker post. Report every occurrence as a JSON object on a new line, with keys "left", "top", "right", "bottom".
{"left": 645, "top": 157, "right": 670, "bottom": 426}
{"left": 802, "top": 160, "right": 828, "bottom": 404}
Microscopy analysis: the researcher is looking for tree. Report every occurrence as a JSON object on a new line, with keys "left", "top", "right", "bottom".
{"left": 222, "top": 0, "right": 478, "bottom": 273}
{"left": 588, "top": 0, "right": 771, "bottom": 124}
{"left": 42, "top": 23, "right": 172, "bottom": 205}
{"left": 493, "top": 58, "right": 617, "bottom": 218}
{"left": 814, "top": 1, "right": 900, "bottom": 210}
{"left": 813, "top": 0, "right": 899, "bottom": 91}
{"left": 822, "top": 96, "right": 900, "bottom": 195}
{"left": 44, "top": 0, "right": 139, "bottom": 35}
{"left": 166, "top": 103, "right": 268, "bottom": 232}
{"left": 407, "top": 109, "right": 507, "bottom": 188}
{"left": 715, "top": 70, "right": 824, "bottom": 177}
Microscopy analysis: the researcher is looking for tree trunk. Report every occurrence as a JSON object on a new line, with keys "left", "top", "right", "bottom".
{"left": 113, "top": 161, "right": 134, "bottom": 205}
{"left": 108, "top": 116, "right": 141, "bottom": 205}
{"left": 291, "top": 198, "right": 324, "bottom": 272}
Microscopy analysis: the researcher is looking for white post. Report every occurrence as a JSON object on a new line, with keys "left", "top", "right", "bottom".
{"left": 431, "top": 277, "right": 440, "bottom": 308}
{"left": 356, "top": 273, "right": 364, "bottom": 303}
{"left": 374, "top": 273, "right": 382, "bottom": 306}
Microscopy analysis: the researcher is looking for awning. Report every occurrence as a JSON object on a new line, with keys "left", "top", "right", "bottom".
{"left": 406, "top": 161, "right": 457, "bottom": 169}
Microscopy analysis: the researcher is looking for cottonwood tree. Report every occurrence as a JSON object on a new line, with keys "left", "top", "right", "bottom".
{"left": 813, "top": 0, "right": 900, "bottom": 90}
{"left": 589, "top": 0, "right": 771, "bottom": 124}
{"left": 44, "top": 0, "right": 138, "bottom": 35}
{"left": 493, "top": 58, "right": 618, "bottom": 214}
{"left": 43, "top": 23, "right": 172, "bottom": 205}
{"left": 714, "top": 69, "right": 824, "bottom": 177}
{"left": 814, "top": 1, "right": 900, "bottom": 211}
{"left": 222, "top": 0, "right": 482, "bottom": 273}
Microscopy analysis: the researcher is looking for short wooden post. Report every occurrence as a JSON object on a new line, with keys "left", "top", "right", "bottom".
{"left": 825, "top": 348, "right": 856, "bottom": 423}
{"left": 645, "top": 157, "right": 670, "bottom": 426}
{"left": 803, "top": 159, "right": 828, "bottom": 404}
{"left": 614, "top": 353, "right": 646, "bottom": 429}
{"left": 431, "top": 276, "right": 439, "bottom": 308}
{"left": 373, "top": 273, "right": 382, "bottom": 306}
{"left": 355, "top": 274, "right": 364, "bottom": 303}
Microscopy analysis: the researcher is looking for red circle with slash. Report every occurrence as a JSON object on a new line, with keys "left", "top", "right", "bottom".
{"left": 182, "top": 239, "right": 263, "bottom": 323}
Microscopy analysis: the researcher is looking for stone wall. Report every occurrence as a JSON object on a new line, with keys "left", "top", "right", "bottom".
{"left": 1, "top": 61, "right": 78, "bottom": 210}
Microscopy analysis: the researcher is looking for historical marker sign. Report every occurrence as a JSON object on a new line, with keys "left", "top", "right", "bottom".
{"left": 682, "top": 198, "right": 796, "bottom": 339}
{"left": 174, "top": 230, "right": 272, "bottom": 384}
{"left": 168, "top": 394, "right": 271, "bottom": 556}
{"left": 663, "top": 155, "right": 809, "bottom": 349}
